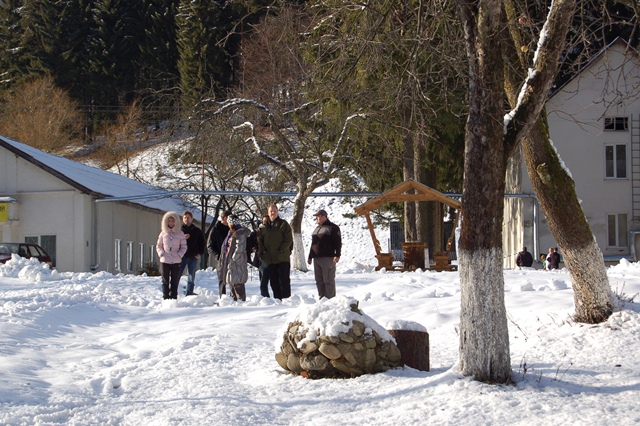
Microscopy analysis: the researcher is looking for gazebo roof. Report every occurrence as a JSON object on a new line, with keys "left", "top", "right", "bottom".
{"left": 354, "top": 179, "right": 461, "bottom": 215}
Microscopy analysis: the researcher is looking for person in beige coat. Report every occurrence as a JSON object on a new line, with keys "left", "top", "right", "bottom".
{"left": 156, "top": 211, "right": 187, "bottom": 299}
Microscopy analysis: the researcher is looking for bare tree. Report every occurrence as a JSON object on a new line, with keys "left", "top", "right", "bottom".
{"left": 204, "top": 98, "right": 365, "bottom": 271}
{"left": 0, "top": 75, "right": 82, "bottom": 152}
{"left": 103, "top": 101, "right": 144, "bottom": 177}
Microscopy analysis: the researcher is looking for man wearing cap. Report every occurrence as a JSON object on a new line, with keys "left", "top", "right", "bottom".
{"left": 207, "top": 210, "right": 231, "bottom": 294}
{"left": 307, "top": 209, "right": 342, "bottom": 299}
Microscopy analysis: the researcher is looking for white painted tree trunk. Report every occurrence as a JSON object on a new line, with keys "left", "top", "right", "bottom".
{"left": 458, "top": 248, "right": 512, "bottom": 382}
{"left": 564, "top": 238, "right": 614, "bottom": 323}
{"left": 292, "top": 232, "right": 308, "bottom": 272}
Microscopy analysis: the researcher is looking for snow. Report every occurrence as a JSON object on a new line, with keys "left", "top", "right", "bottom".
{"left": 2, "top": 195, "right": 640, "bottom": 425}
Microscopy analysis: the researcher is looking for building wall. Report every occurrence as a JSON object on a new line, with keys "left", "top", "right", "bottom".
{"left": 0, "top": 147, "right": 165, "bottom": 273}
{"left": 95, "top": 202, "right": 163, "bottom": 274}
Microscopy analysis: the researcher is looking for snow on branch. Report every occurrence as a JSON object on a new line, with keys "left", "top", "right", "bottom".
{"left": 503, "top": 0, "right": 574, "bottom": 147}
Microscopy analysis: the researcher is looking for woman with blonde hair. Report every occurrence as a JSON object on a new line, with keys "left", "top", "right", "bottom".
{"left": 156, "top": 211, "right": 187, "bottom": 299}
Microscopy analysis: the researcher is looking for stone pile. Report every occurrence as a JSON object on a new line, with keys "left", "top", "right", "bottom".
{"left": 275, "top": 301, "right": 402, "bottom": 379}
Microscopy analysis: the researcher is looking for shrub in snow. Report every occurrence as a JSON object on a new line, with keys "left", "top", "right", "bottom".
{"left": 275, "top": 296, "right": 402, "bottom": 379}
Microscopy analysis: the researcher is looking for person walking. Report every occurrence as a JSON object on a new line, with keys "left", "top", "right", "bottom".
{"left": 259, "top": 205, "right": 293, "bottom": 299}
{"left": 515, "top": 246, "right": 533, "bottom": 268}
{"left": 307, "top": 209, "right": 341, "bottom": 299}
{"left": 207, "top": 210, "right": 231, "bottom": 294}
{"left": 156, "top": 211, "right": 187, "bottom": 299}
{"left": 218, "top": 215, "right": 251, "bottom": 301}
{"left": 178, "top": 211, "right": 205, "bottom": 296}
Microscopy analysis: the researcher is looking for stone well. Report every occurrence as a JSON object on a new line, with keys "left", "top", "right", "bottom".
{"left": 275, "top": 296, "right": 402, "bottom": 379}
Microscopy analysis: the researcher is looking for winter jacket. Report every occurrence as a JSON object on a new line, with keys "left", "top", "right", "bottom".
{"left": 246, "top": 230, "right": 260, "bottom": 267}
{"left": 218, "top": 225, "right": 251, "bottom": 285}
{"left": 308, "top": 219, "right": 342, "bottom": 259}
{"left": 207, "top": 221, "right": 230, "bottom": 260}
{"left": 259, "top": 217, "right": 293, "bottom": 265}
{"left": 181, "top": 223, "right": 205, "bottom": 258}
{"left": 515, "top": 250, "right": 533, "bottom": 267}
{"left": 546, "top": 252, "right": 560, "bottom": 270}
{"left": 156, "top": 211, "right": 187, "bottom": 264}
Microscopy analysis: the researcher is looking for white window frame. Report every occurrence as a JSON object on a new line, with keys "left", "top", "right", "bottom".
{"left": 139, "top": 243, "right": 145, "bottom": 269}
{"left": 607, "top": 213, "right": 628, "bottom": 248}
{"left": 126, "top": 241, "right": 134, "bottom": 271}
{"left": 114, "top": 239, "right": 122, "bottom": 272}
{"left": 604, "top": 144, "right": 628, "bottom": 179}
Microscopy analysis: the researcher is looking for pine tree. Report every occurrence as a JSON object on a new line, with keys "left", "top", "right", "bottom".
{"left": 176, "top": 0, "right": 246, "bottom": 111}
{"left": 0, "top": 0, "right": 28, "bottom": 94}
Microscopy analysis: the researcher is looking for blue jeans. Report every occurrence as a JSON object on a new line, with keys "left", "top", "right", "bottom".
{"left": 179, "top": 256, "right": 199, "bottom": 295}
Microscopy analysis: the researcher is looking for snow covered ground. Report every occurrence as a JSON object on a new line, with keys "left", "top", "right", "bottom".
{"left": 2, "top": 240, "right": 640, "bottom": 425}
{"left": 2, "top": 145, "right": 639, "bottom": 424}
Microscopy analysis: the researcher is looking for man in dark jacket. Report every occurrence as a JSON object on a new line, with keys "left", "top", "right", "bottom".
{"left": 259, "top": 205, "right": 293, "bottom": 299}
{"left": 207, "top": 210, "right": 231, "bottom": 293}
{"left": 307, "top": 209, "right": 342, "bottom": 299}
{"left": 179, "top": 211, "right": 205, "bottom": 296}
{"left": 515, "top": 246, "right": 533, "bottom": 268}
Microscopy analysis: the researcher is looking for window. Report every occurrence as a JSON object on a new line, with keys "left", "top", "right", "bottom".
{"left": 139, "top": 243, "right": 145, "bottom": 269}
{"left": 605, "top": 144, "right": 627, "bottom": 178}
{"left": 126, "top": 241, "right": 134, "bottom": 271}
{"left": 604, "top": 117, "right": 628, "bottom": 131}
{"left": 115, "top": 239, "right": 121, "bottom": 272}
{"left": 608, "top": 214, "right": 628, "bottom": 247}
{"left": 149, "top": 245, "right": 156, "bottom": 264}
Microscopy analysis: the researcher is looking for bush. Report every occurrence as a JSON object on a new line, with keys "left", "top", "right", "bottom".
{"left": 139, "top": 261, "right": 161, "bottom": 276}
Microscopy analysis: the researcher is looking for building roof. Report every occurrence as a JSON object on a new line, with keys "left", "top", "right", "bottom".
{"left": 354, "top": 179, "right": 462, "bottom": 216}
{"left": 0, "top": 135, "right": 198, "bottom": 215}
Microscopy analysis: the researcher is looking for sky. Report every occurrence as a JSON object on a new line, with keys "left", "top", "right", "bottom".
{"left": 2, "top": 189, "right": 640, "bottom": 426}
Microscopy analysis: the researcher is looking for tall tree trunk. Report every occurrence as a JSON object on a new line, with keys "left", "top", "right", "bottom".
{"left": 290, "top": 192, "right": 308, "bottom": 272}
{"left": 415, "top": 136, "right": 429, "bottom": 246}
{"left": 456, "top": 0, "right": 511, "bottom": 383}
{"left": 502, "top": 0, "right": 613, "bottom": 323}
{"left": 424, "top": 164, "right": 441, "bottom": 257}
{"left": 403, "top": 130, "right": 417, "bottom": 242}
{"left": 522, "top": 122, "right": 614, "bottom": 322}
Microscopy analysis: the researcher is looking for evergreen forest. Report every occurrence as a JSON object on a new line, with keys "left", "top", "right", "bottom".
{"left": 0, "top": 0, "right": 637, "bottom": 220}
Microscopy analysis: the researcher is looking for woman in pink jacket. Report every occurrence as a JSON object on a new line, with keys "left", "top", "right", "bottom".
{"left": 156, "top": 211, "right": 187, "bottom": 299}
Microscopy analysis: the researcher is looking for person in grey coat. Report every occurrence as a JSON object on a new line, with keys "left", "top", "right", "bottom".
{"left": 218, "top": 215, "right": 251, "bottom": 301}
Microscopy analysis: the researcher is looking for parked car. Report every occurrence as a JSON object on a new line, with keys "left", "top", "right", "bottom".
{"left": 0, "top": 243, "right": 53, "bottom": 266}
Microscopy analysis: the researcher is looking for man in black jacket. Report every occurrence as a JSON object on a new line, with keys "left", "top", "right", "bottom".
{"left": 307, "top": 209, "right": 342, "bottom": 299}
{"left": 515, "top": 246, "right": 533, "bottom": 268}
{"left": 179, "top": 211, "right": 205, "bottom": 296}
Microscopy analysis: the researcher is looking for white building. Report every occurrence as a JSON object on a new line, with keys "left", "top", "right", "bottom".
{"left": 504, "top": 39, "right": 640, "bottom": 267}
{"left": 0, "top": 136, "right": 203, "bottom": 273}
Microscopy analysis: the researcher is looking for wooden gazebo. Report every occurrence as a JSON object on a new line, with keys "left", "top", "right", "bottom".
{"left": 354, "top": 179, "right": 462, "bottom": 271}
